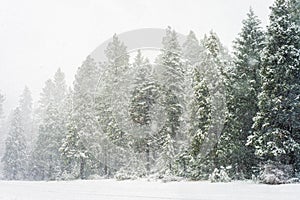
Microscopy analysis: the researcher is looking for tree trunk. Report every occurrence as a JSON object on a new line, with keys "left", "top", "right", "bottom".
{"left": 146, "top": 143, "right": 150, "bottom": 174}
{"left": 79, "top": 157, "right": 85, "bottom": 179}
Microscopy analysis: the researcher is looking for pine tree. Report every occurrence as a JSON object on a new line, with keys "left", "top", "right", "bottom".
{"left": 219, "top": 8, "right": 265, "bottom": 179}
{"left": 187, "top": 69, "right": 212, "bottom": 180}
{"left": 105, "top": 33, "right": 129, "bottom": 76}
{"left": 182, "top": 30, "right": 203, "bottom": 138}
{"left": 32, "top": 69, "right": 68, "bottom": 180}
{"left": 248, "top": 0, "right": 300, "bottom": 173}
{"left": 129, "top": 50, "right": 159, "bottom": 173}
{"left": 37, "top": 79, "right": 55, "bottom": 120}
{"left": 98, "top": 33, "right": 130, "bottom": 143}
{"left": 34, "top": 101, "right": 64, "bottom": 180}
{"left": 60, "top": 57, "right": 101, "bottom": 179}
{"left": 19, "top": 87, "right": 33, "bottom": 146}
{"left": 53, "top": 68, "right": 67, "bottom": 104}
{"left": 188, "top": 31, "right": 229, "bottom": 179}
{"left": 201, "top": 31, "right": 228, "bottom": 147}
{"left": 182, "top": 31, "right": 202, "bottom": 66}
{"left": 189, "top": 69, "right": 211, "bottom": 157}
{"left": 157, "top": 27, "right": 184, "bottom": 174}
{"left": 31, "top": 80, "right": 55, "bottom": 180}
{"left": 95, "top": 34, "right": 131, "bottom": 176}
{"left": 2, "top": 108, "right": 27, "bottom": 180}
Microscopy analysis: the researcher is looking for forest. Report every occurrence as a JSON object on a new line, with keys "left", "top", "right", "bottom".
{"left": 0, "top": 0, "right": 299, "bottom": 185}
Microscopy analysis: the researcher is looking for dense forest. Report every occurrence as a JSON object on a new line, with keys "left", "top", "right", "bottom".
{"left": 0, "top": 0, "right": 299, "bottom": 184}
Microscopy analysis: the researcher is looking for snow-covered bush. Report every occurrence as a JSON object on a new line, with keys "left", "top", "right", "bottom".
{"left": 161, "top": 175, "right": 185, "bottom": 183}
{"left": 115, "top": 164, "right": 146, "bottom": 181}
{"left": 259, "top": 163, "right": 294, "bottom": 184}
{"left": 88, "top": 174, "right": 106, "bottom": 180}
{"left": 209, "top": 167, "right": 231, "bottom": 183}
{"left": 59, "top": 171, "right": 76, "bottom": 181}
{"left": 115, "top": 170, "right": 137, "bottom": 180}
{"left": 147, "top": 168, "right": 184, "bottom": 182}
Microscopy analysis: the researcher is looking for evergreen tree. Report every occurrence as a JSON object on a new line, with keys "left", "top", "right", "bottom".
{"left": 157, "top": 27, "right": 184, "bottom": 174}
{"left": 2, "top": 108, "right": 27, "bottom": 180}
{"left": 32, "top": 79, "right": 55, "bottom": 180}
{"left": 129, "top": 50, "right": 159, "bottom": 173}
{"left": 189, "top": 70, "right": 211, "bottom": 158}
{"left": 98, "top": 33, "right": 130, "bottom": 144}
{"left": 32, "top": 68, "right": 68, "bottom": 180}
{"left": 19, "top": 87, "right": 33, "bottom": 145}
{"left": 248, "top": 0, "right": 300, "bottom": 172}
{"left": 105, "top": 33, "right": 129, "bottom": 76}
{"left": 182, "top": 30, "right": 203, "bottom": 139}
{"left": 95, "top": 34, "right": 131, "bottom": 176}
{"left": 53, "top": 68, "right": 67, "bottom": 104}
{"left": 60, "top": 57, "right": 101, "bottom": 179}
{"left": 187, "top": 69, "right": 212, "bottom": 179}
{"left": 182, "top": 31, "right": 202, "bottom": 66}
{"left": 34, "top": 101, "right": 64, "bottom": 180}
{"left": 187, "top": 31, "right": 229, "bottom": 179}
{"left": 219, "top": 8, "right": 265, "bottom": 179}
{"left": 37, "top": 79, "right": 55, "bottom": 121}
{"left": 202, "top": 31, "right": 228, "bottom": 147}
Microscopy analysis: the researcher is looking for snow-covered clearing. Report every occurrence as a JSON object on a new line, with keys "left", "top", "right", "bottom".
{"left": 0, "top": 179, "right": 299, "bottom": 200}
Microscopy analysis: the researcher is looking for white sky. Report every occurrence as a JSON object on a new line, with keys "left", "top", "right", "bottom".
{"left": 0, "top": 0, "right": 274, "bottom": 114}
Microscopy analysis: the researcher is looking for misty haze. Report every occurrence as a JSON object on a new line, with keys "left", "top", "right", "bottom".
{"left": 0, "top": 0, "right": 300, "bottom": 199}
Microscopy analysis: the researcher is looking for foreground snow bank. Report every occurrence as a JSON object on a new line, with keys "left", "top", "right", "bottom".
{"left": 0, "top": 179, "right": 299, "bottom": 200}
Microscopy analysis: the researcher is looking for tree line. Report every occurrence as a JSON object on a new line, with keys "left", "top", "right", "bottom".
{"left": 0, "top": 0, "right": 299, "bottom": 183}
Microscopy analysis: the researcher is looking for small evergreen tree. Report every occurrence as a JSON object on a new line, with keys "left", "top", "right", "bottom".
{"left": 2, "top": 108, "right": 27, "bottom": 180}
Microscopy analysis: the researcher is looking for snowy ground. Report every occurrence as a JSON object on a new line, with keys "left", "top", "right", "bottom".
{"left": 0, "top": 179, "right": 299, "bottom": 200}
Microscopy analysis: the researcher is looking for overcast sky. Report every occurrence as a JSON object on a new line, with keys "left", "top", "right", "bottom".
{"left": 0, "top": 0, "right": 274, "bottom": 114}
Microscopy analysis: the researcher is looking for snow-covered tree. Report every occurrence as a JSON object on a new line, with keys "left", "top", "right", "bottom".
{"left": 219, "top": 8, "right": 265, "bottom": 179}
{"left": 32, "top": 68, "right": 68, "bottom": 180}
{"left": 182, "top": 30, "right": 203, "bottom": 139}
{"left": 156, "top": 27, "right": 185, "bottom": 174}
{"left": 2, "top": 108, "right": 27, "bottom": 180}
{"left": 182, "top": 31, "right": 202, "bottom": 66}
{"left": 97, "top": 33, "right": 130, "bottom": 142}
{"left": 129, "top": 50, "right": 159, "bottom": 173}
{"left": 105, "top": 33, "right": 129, "bottom": 76}
{"left": 33, "top": 101, "right": 64, "bottom": 180}
{"left": 248, "top": 0, "right": 300, "bottom": 172}
{"left": 60, "top": 57, "right": 101, "bottom": 179}
{"left": 186, "top": 31, "right": 229, "bottom": 179}
{"left": 201, "top": 31, "right": 228, "bottom": 145}
{"left": 53, "top": 68, "right": 67, "bottom": 104}
{"left": 189, "top": 69, "right": 211, "bottom": 158}
{"left": 37, "top": 79, "right": 55, "bottom": 120}
{"left": 186, "top": 68, "right": 212, "bottom": 180}
{"left": 19, "top": 87, "right": 33, "bottom": 145}
{"left": 95, "top": 34, "right": 131, "bottom": 176}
